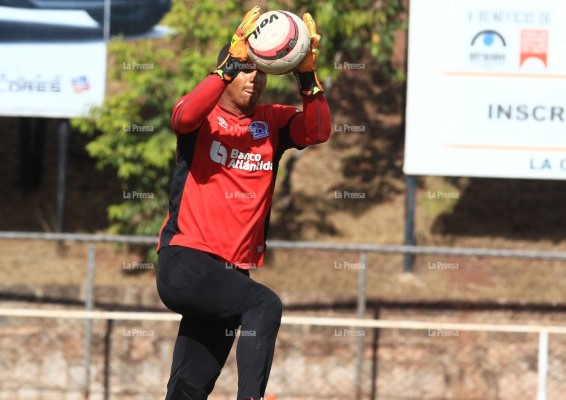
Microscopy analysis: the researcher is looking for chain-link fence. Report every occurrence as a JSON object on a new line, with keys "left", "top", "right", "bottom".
{"left": 1, "top": 232, "right": 566, "bottom": 399}
{"left": 1, "top": 308, "right": 566, "bottom": 400}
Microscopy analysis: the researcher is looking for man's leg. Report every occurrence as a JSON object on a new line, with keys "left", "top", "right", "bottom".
{"left": 236, "top": 286, "right": 282, "bottom": 399}
{"left": 157, "top": 246, "right": 282, "bottom": 400}
{"left": 165, "top": 315, "right": 240, "bottom": 400}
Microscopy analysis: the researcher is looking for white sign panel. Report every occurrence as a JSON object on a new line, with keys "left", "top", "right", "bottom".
{"left": 0, "top": 43, "right": 106, "bottom": 118}
{"left": 0, "top": 6, "right": 107, "bottom": 118}
{"left": 404, "top": 0, "right": 566, "bottom": 179}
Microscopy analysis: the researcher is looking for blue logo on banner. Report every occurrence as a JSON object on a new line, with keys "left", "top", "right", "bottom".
{"left": 248, "top": 121, "right": 270, "bottom": 140}
{"left": 72, "top": 75, "right": 90, "bottom": 93}
{"left": 471, "top": 30, "right": 506, "bottom": 47}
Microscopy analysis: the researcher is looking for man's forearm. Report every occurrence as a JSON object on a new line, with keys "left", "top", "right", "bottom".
{"left": 289, "top": 93, "right": 332, "bottom": 146}
{"left": 171, "top": 75, "right": 227, "bottom": 134}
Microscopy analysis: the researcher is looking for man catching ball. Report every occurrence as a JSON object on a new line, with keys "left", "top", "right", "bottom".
{"left": 156, "top": 6, "right": 331, "bottom": 400}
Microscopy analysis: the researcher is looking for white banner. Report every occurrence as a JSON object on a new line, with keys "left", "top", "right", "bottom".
{"left": 0, "top": 6, "right": 107, "bottom": 118}
{"left": 404, "top": 0, "right": 566, "bottom": 179}
{"left": 0, "top": 2, "right": 171, "bottom": 118}
{"left": 0, "top": 43, "right": 107, "bottom": 118}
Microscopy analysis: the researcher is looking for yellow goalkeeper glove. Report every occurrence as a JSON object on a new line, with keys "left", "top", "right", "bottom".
{"left": 294, "top": 13, "right": 324, "bottom": 95}
{"left": 215, "top": 6, "right": 261, "bottom": 82}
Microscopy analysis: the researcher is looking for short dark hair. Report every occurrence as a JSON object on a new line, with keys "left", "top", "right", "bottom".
{"left": 217, "top": 44, "right": 230, "bottom": 67}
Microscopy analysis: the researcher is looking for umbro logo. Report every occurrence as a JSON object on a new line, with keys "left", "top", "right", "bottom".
{"left": 217, "top": 116, "right": 228, "bottom": 129}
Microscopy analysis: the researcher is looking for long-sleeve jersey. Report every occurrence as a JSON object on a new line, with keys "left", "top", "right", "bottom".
{"left": 158, "top": 74, "right": 331, "bottom": 268}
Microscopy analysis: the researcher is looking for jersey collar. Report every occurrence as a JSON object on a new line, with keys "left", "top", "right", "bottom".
{"left": 218, "top": 102, "right": 257, "bottom": 120}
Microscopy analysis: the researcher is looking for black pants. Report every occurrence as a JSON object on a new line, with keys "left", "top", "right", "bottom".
{"left": 156, "top": 246, "right": 282, "bottom": 400}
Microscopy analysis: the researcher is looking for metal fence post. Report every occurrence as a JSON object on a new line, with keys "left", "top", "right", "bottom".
{"left": 103, "top": 319, "right": 114, "bottom": 400}
{"left": 403, "top": 175, "right": 416, "bottom": 272}
{"left": 56, "top": 120, "right": 69, "bottom": 251}
{"left": 355, "top": 253, "right": 367, "bottom": 400}
{"left": 537, "top": 330, "right": 549, "bottom": 400}
{"left": 103, "top": 0, "right": 111, "bottom": 42}
{"left": 83, "top": 243, "right": 96, "bottom": 400}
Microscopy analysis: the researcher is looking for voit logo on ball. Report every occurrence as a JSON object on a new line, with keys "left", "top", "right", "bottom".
{"left": 469, "top": 30, "right": 507, "bottom": 67}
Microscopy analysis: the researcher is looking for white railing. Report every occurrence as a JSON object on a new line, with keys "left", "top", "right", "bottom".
{"left": 0, "top": 308, "right": 563, "bottom": 400}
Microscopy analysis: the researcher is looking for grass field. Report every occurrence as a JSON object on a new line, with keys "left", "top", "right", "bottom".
{"left": 2, "top": 236, "right": 565, "bottom": 306}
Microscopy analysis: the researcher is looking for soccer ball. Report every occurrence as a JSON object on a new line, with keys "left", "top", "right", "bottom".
{"left": 247, "top": 10, "right": 311, "bottom": 75}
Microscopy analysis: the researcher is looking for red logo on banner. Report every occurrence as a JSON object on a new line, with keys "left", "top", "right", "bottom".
{"left": 520, "top": 30, "right": 548, "bottom": 67}
{"left": 72, "top": 76, "right": 91, "bottom": 94}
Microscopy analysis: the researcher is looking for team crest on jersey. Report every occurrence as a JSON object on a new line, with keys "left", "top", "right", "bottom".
{"left": 248, "top": 121, "right": 270, "bottom": 140}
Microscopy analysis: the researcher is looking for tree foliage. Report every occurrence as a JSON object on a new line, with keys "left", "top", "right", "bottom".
{"left": 72, "top": 0, "right": 405, "bottom": 239}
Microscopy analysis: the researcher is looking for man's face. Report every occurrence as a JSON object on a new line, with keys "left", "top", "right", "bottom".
{"left": 221, "top": 67, "right": 267, "bottom": 114}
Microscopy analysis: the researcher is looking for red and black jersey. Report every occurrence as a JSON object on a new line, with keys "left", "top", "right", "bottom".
{"left": 158, "top": 75, "right": 331, "bottom": 268}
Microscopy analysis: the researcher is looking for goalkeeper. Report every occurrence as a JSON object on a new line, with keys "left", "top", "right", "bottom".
{"left": 156, "top": 6, "right": 331, "bottom": 400}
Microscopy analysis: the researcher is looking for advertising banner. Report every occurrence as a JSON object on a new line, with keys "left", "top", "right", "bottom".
{"left": 0, "top": 1, "right": 171, "bottom": 118}
{"left": 404, "top": 0, "right": 566, "bottom": 179}
{"left": 0, "top": 6, "right": 106, "bottom": 118}
{"left": 0, "top": 43, "right": 106, "bottom": 118}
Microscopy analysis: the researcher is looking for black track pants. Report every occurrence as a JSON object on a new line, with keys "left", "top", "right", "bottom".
{"left": 156, "top": 246, "right": 282, "bottom": 400}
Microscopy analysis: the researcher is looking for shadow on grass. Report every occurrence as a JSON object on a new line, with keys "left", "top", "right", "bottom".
{"left": 432, "top": 178, "right": 566, "bottom": 243}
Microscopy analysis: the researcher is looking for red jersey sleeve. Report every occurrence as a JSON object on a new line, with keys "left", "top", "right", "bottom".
{"left": 264, "top": 103, "right": 303, "bottom": 150}
{"left": 171, "top": 75, "right": 227, "bottom": 134}
{"left": 268, "top": 93, "right": 332, "bottom": 150}
{"left": 288, "top": 93, "right": 332, "bottom": 147}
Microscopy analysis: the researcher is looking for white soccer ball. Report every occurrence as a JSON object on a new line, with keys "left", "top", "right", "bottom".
{"left": 247, "top": 10, "right": 311, "bottom": 75}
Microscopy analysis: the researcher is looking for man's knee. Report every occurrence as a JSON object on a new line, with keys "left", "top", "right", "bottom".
{"left": 258, "top": 287, "right": 283, "bottom": 321}
{"left": 170, "top": 378, "right": 208, "bottom": 400}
